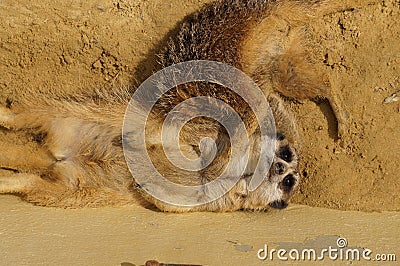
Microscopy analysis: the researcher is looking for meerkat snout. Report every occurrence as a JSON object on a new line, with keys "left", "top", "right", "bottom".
{"left": 273, "top": 162, "right": 285, "bottom": 175}
{"left": 269, "top": 200, "right": 288, "bottom": 210}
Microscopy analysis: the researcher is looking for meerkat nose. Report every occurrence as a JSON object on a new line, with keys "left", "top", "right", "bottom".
{"left": 273, "top": 162, "right": 286, "bottom": 175}
{"left": 269, "top": 200, "right": 288, "bottom": 209}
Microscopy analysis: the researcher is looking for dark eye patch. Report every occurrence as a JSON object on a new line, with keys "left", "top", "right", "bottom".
{"left": 278, "top": 145, "right": 293, "bottom": 162}
{"left": 281, "top": 174, "right": 296, "bottom": 193}
{"left": 276, "top": 133, "right": 286, "bottom": 141}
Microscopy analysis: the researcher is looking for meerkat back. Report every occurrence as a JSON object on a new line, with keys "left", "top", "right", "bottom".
{"left": 161, "top": 0, "right": 380, "bottom": 137}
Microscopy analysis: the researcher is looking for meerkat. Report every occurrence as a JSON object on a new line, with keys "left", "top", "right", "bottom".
{"left": 0, "top": 0, "right": 378, "bottom": 211}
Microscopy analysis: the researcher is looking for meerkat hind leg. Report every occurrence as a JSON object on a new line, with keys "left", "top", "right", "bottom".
{"left": 0, "top": 141, "right": 55, "bottom": 172}
{"left": 0, "top": 172, "right": 42, "bottom": 194}
{"left": 0, "top": 106, "right": 39, "bottom": 130}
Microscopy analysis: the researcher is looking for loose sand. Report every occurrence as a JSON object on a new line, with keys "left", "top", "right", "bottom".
{"left": 0, "top": 0, "right": 399, "bottom": 265}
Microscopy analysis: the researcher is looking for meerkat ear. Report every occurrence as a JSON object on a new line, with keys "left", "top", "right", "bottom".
{"left": 267, "top": 93, "right": 299, "bottom": 145}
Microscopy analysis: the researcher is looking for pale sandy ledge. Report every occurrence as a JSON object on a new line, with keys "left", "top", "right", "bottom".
{"left": 1, "top": 195, "right": 398, "bottom": 266}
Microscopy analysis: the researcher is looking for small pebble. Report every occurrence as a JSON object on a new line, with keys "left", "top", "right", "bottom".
{"left": 64, "top": 55, "right": 73, "bottom": 64}
{"left": 383, "top": 93, "right": 399, "bottom": 104}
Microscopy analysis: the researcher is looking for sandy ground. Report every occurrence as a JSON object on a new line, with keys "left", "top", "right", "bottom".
{"left": 1, "top": 195, "right": 399, "bottom": 265}
{"left": 0, "top": 0, "right": 399, "bottom": 265}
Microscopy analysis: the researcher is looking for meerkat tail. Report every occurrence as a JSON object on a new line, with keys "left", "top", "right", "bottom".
{"left": 242, "top": 0, "right": 381, "bottom": 139}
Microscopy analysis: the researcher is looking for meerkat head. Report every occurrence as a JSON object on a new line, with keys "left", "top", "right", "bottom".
{"left": 267, "top": 132, "right": 300, "bottom": 209}
{"left": 228, "top": 131, "right": 299, "bottom": 211}
{"left": 133, "top": 129, "right": 300, "bottom": 213}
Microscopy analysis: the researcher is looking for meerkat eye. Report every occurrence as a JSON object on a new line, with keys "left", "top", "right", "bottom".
{"left": 281, "top": 174, "right": 296, "bottom": 193}
{"left": 276, "top": 133, "right": 286, "bottom": 141}
{"left": 278, "top": 145, "right": 293, "bottom": 162}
